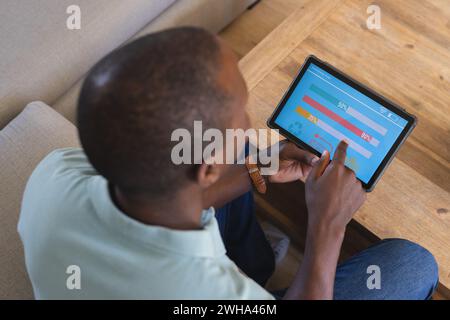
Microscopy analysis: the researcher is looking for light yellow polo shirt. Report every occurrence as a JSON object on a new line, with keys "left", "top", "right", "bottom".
{"left": 18, "top": 148, "right": 274, "bottom": 300}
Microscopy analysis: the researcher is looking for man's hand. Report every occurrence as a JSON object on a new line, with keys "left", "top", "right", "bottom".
{"left": 284, "top": 140, "right": 366, "bottom": 300}
{"left": 203, "top": 141, "right": 318, "bottom": 209}
{"left": 268, "top": 140, "right": 319, "bottom": 183}
{"left": 305, "top": 140, "right": 366, "bottom": 234}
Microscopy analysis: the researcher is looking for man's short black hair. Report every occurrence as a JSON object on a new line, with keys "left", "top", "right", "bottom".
{"left": 77, "top": 27, "right": 231, "bottom": 198}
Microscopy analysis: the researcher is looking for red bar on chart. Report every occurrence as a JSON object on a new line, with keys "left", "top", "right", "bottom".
{"left": 303, "top": 95, "right": 379, "bottom": 146}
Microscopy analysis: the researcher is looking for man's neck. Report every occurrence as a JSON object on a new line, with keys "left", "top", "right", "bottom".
{"left": 110, "top": 184, "right": 204, "bottom": 230}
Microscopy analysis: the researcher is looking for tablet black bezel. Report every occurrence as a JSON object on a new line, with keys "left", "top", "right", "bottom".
{"left": 267, "top": 55, "right": 417, "bottom": 191}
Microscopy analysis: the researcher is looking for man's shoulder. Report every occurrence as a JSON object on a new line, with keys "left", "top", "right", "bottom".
{"left": 18, "top": 147, "right": 102, "bottom": 250}
{"left": 20, "top": 147, "right": 97, "bottom": 223}
{"left": 26, "top": 148, "right": 97, "bottom": 188}
{"left": 43, "top": 147, "right": 85, "bottom": 163}
{"left": 34, "top": 147, "right": 92, "bottom": 175}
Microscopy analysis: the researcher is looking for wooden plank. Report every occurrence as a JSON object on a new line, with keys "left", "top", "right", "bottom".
{"left": 242, "top": 0, "right": 450, "bottom": 292}
{"left": 220, "top": 0, "right": 302, "bottom": 59}
{"left": 238, "top": 0, "right": 342, "bottom": 91}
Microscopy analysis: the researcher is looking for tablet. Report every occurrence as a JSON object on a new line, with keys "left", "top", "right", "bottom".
{"left": 267, "top": 55, "right": 416, "bottom": 191}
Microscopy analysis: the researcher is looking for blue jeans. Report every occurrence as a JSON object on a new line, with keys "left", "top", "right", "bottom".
{"left": 216, "top": 192, "right": 439, "bottom": 300}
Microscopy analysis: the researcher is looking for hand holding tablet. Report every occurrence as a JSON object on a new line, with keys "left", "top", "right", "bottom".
{"left": 268, "top": 55, "right": 416, "bottom": 191}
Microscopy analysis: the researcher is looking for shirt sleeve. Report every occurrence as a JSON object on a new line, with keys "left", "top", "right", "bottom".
{"left": 232, "top": 272, "right": 276, "bottom": 300}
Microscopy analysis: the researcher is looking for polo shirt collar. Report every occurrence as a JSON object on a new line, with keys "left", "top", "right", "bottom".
{"left": 89, "top": 176, "right": 226, "bottom": 258}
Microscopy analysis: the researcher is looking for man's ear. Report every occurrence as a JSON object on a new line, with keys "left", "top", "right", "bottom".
{"left": 196, "top": 163, "right": 221, "bottom": 188}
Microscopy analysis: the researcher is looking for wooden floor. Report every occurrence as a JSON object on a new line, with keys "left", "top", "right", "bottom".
{"left": 219, "top": 0, "right": 448, "bottom": 300}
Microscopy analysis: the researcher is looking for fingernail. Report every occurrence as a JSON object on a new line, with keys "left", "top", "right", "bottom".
{"left": 322, "top": 150, "right": 328, "bottom": 157}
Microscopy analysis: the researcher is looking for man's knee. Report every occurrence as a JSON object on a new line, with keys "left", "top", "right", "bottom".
{"left": 381, "top": 239, "right": 438, "bottom": 272}
{"left": 380, "top": 238, "right": 439, "bottom": 297}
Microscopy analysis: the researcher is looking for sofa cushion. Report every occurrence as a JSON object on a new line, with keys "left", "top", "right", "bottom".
{"left": 0, "top": 101, "right": 80, "bottom": 299}
{"left": 0, "top": 0, "right": 176, "bottom": 128}
{"left": 53, "top": 0, "right": 257, "bottom": 124}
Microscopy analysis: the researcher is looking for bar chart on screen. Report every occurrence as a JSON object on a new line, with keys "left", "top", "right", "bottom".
{"left": 295, "top": 105, "right": 373, "bottom": 159}
{"left": 293, "top": 73, "right": 393, "bottom": 160}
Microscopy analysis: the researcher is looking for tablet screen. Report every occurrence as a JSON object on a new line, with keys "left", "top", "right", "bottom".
{"left": 274, "top": 62, "right": 410, "bottom": 184}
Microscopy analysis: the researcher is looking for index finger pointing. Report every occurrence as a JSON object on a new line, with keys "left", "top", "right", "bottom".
{"left": 333, "top": 140, "right": 348, "bottom": 165}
